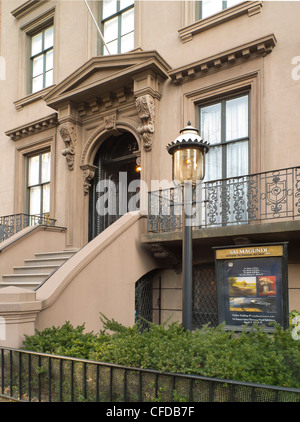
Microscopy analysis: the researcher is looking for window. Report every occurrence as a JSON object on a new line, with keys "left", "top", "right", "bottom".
{"left": 200, "top": 94, "right": 249, "bottom": 181}
{"left": 197, "top": 0, "right": 244, "bottom": 20}
{"left": 101, "top": 0, "right": 134, "bottom": 55}
{"left": 199, "top": 94, "right": 249, "bottom": 225}
{"left": 27, "top": 152, "right": 51, "bottom": 219}
{"left": 30, "top": 26, "right": 54, "bottom": 93}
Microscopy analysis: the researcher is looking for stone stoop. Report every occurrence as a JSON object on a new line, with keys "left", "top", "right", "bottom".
{"left": 1, "top": 249, "right": 79, "bottom": 290}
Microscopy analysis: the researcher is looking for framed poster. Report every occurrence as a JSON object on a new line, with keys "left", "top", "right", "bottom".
{"left": 214, "top": 243, "right": 289, "bottom": 330}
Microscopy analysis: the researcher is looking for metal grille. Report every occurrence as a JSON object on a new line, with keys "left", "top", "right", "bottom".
{"left": 193, "top": 264, "right": 218, "bottom": 329}
{"left": 135, "top": 272, "right": 154, "bottom": 328}
{"left": 0, "top": 213, "right": 56, "bottom": 243}
{"left": 148, "top": 166, "right": 300, "bottom": 233}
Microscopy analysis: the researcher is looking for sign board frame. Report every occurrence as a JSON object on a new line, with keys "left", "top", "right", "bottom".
{"left": 214, "top": 242, "right": 289, "bottom": 330}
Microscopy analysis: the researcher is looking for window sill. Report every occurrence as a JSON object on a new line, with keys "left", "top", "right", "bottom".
{"left": 14, "top": 85, "right": 56, "bottom": 111}
{"left": 178, "top": 1, "right": 263, "bottom": 43}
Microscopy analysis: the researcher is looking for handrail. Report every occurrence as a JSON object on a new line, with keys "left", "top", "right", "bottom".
{"left": 148, "top": 166, "right": 300, "bottom": 233}
{"left": 0, "top": 213, "right": 56, "bottom": 243}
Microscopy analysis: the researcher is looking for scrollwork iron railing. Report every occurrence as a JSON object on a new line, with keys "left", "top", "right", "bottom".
{"left": 0, "top": 214, "right": 56, "bottom": 243}
{"left": 148, "top": 166, "right": 300, "bottom": 233}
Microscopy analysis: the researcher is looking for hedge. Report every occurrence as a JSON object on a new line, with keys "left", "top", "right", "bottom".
{"left": 22, "top": 312, "right": 300, "bottom": 389}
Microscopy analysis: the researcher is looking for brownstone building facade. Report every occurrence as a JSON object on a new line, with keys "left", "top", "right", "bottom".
{"left": 0, "top": 0, "right": 299, "bottom": 346}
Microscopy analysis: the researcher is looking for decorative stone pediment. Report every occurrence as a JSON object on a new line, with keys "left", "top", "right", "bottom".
{"left": 44, "top": 50, "right": 171, "bottom": 111}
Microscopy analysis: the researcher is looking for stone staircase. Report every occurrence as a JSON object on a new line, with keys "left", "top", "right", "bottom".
{"left": 1, "top": 249, "right": 78, "bottom": 290}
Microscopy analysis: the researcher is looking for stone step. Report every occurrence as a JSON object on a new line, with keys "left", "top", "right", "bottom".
{"left": 33, "top": 250, "right": 78, "bottom": 259}
{"left": 0, "top": 280, "right": 42, "bottom": 290}
{"left": 24, "top": 257, "right": 71, "bottom": 266}
{"left": 0, "top": 249, "right": 79, "bottom": 290}
{"left": 13, "top": 264, "right": 59, "bottom": 275}
{"left": 2, "top": 273, "right": 50, "bottom": 285}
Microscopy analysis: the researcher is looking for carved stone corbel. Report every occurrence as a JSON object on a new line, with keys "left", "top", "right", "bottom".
{"left": 59, "top": 122, "right": 77, "bottom": 170}
{"left": 81, "top": 164, "right": 97, "bottom": 195}
{"left": 135, "top": 94, "right": 155, "bottom": 151}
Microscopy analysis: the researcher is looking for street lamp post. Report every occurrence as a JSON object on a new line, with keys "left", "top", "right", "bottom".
{"left": 167, "top": 122, "right": 209, "bottom": 330}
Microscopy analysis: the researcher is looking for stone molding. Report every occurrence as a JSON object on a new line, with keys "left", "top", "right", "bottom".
{"left": 5, "top": 113, "right": 58, "bottom": 141}
{"left": 11, "top": 0, "right": 50, "bottom": 19}
{"left": 80, "top": 120, "right": 142, "bottom": 194}
{"left": 169, "top": 34, "right": 276, "bottom": 85}
{"left": 178, "top": 1, "right": 263, "bottom": 43}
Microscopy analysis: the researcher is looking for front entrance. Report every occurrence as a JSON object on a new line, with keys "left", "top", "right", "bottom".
{"left": 89, "top": 132, "right": 140, "bottom": 240}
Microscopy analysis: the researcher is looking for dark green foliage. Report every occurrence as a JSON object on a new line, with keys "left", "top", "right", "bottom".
{"left": 22, "top": 314, "right": 300, "bottom": 389}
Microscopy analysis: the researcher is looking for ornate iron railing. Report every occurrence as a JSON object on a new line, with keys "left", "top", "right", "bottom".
{"left": 0, "top": 214, "right": 56, "bottom": 243}
{"left": 0, "top": 347, "right": 299, "bottom": 402}
{"left": 148, "top": 166, "right": 300, "bottom": 233}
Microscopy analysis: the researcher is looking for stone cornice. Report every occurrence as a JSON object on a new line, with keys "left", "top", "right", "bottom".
{"left": 5, "top": 113, "right": 58, "bottom": 141}
{"left": 169, "top": 34, "right": 276, "bottom": 85}
{"left": 178, "top": 1, "right": 263, "bottom": 43}
{"left": 11, "top": 0, "right": 50, "bottom": 19}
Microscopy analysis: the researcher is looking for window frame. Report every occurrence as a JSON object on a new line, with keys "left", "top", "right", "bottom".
{"left": 100, "top": 0, "right": 134, "bottom": 55}
{"left": 26, "top": 150, "right": 51, "bottom": 219}
{"left": 199, "top": 91, "right": 250, "bottom": 181}
{"left": 30, "top": 24, "right": 54, "bottom": 94}
{"left": 197, "top": 0, "right": 244, "bottom": 20}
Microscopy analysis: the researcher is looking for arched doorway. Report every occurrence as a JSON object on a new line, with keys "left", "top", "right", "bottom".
{"left": 89, "top": 131, "right": 140, "bottom": 240}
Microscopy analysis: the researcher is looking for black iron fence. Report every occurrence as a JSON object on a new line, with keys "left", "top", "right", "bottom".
{"left": 148, "top": 166, "right": 300, "bottom": 233}
{"left": 0, "top": 213, "right": 56, "bottom": 243}
{"left": 0, "top": 347, "right": 299, "bottom": 402}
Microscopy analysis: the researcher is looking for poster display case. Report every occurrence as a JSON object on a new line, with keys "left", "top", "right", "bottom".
{"left": 214, "top": 243, "right": 289, "bottom": 330}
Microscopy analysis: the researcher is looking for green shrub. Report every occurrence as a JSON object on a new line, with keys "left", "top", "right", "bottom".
{"left": 22, "top": 314, "right": 300, "bottom": 389}
{"left": 22, "top": 321, "right": 100, "bottom": 359}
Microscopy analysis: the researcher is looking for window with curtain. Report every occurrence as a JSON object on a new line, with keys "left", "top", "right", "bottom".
{"left": 199, "top": 94, "right": 249, "bottom": 225}
{"left": 30, "top": 25, "right": 54, "bottom": 93}
{"left": 101, "top": 0, "right": 134, "bottom": 55}
{"left": 200, "top": 94, "right": 249, "bottom": 181}
{"left": 27, "top": 152, "right": 51, "bottom": 219}
{"left": 196, "top": 0, "right": 244, "bottom": 20}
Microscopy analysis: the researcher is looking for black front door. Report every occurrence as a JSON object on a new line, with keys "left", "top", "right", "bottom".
{"left": 89, "top": 132, "right": 140, "bottom": 240}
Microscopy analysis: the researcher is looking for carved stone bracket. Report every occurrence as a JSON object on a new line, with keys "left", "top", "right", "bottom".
{"left": 59, "top": 122, "right": 77, "bottom": 170}
{"left": 135, "top": 95, "right": 155, "bottom": 151}
{"left": 81, "top": 164, "right": 97, "bottom": 195}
